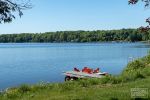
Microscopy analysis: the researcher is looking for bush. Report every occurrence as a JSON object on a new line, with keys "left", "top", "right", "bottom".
{"left": 121, "top": 52, "right": 150, "bottom": 82}
{"left": 125, "top": 60, "right": 145, "bottom": 71}
{"left": 18, "top": 84, "right": 31, "bottom": 93}
{"left": 134, "top": 71, "right": 145, "bottom": 79}
{"left": 141, "top": 67, "right": 150, "bottom": 77}
{"left": 140, "top": 55, "right": 150, "bottom": 65}
{"left": 5, "top": 88, "right": 20, "bottom": 99}
{"left": 121, "top": 69, "right": 145, "bottom": 82}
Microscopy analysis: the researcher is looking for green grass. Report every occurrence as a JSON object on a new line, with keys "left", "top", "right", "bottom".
{"left": 0, "top": 53, "right": 150, "bottom": 100}
{"left": 0, "top": 77, "right": 150, "bottom": 100}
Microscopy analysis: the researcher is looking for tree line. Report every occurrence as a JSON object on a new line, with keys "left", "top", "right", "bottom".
{"left": 0, "top": 29, "right": 150, "bottom": 43}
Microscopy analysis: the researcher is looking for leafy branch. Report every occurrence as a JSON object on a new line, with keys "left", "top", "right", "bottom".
{"left": 0, "top": 0, "right": 32, "bottom": 23}
{"left": 129, "top": 0, "right": 150, "bottom": 32}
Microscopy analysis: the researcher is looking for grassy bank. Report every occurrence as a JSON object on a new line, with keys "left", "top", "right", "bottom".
{"left": 0, "top": 53, "right": 150, "bottom": 100}
{"left": 0, "top": 77, "right": 150, "bottom": 100}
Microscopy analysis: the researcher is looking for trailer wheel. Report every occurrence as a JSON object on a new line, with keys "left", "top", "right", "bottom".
{"left": 65, "top": 76, "right": 71, "bottom": 81}
{"left": 73, "top": 77, "right": 78, "bottom": 80}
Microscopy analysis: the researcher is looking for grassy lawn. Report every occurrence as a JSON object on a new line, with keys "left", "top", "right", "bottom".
{"left": 22, "top": 77, "right": 150, "bottom": 100}
{"left": 0, "top": 77, "right": 150, "bottom": 100}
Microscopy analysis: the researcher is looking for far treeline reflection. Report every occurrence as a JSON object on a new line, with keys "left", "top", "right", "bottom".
{"left": 0, "top": 29, "right": 150, "bottom": 43}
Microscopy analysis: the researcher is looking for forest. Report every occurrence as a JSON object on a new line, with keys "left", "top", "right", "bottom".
{"left": 0, "top": 29, "right": 150, "bottom": 43}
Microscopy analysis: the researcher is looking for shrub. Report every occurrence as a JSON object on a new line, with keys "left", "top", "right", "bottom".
{"left": 5, "top": 88, "right": 20, "bottom": 99}
{"left": 140, "top": 55, "right": 150, "bottom": 65}
{"left": 126, "top": 60, "right": 145, "bottom": 71}
{"left": 121, "top": 52, "right": 150, "bottom": 82}
{"left": 134, "top": 71, "right": 145, "bottom": 79}
{"left": 121, "top": 69, "right": 145, "bottom": 82}
{"left": 141, "top": 67, "right": 150, "bottom": 77}
{"left": 18, "top": 84, "right": 31, "bottom": 93}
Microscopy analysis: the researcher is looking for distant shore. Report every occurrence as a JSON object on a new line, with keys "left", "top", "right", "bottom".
{"left": 0, "top": 29, "right": 149, "bottom": 43}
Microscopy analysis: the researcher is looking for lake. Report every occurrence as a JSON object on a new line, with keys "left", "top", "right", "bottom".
{"left": 0, "top": 42, "right": 150, "bottom": 90}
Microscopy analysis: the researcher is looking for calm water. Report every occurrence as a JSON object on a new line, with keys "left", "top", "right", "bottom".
{"left": 0, "top": 43, "right": 150, "bottom": 90}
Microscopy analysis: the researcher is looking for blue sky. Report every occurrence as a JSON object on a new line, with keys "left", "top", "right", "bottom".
{"left": 0, "top": 0, "right": 150, "bottom": 34}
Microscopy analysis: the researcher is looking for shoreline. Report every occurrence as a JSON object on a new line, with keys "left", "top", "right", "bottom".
{"left": 0, "top": 41, "right": 146, "bottom": 44}
{"left": 0, "top": 54, "right": 150, "bottom": 100}
{"left": 0, "top": 52, "right": 150, "bottom": 99}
